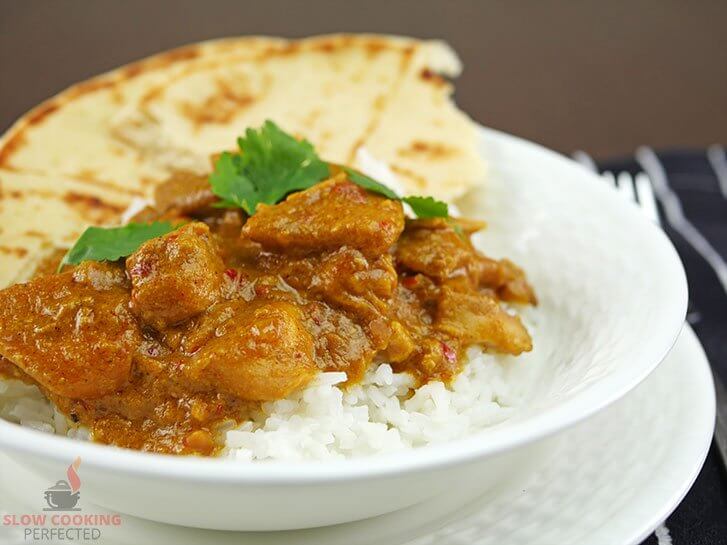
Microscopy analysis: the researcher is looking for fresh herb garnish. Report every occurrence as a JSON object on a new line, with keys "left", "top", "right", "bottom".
{"left": 210, "top": 120, "right": 449, "bottom": 219}
{"left": 210, "top": 121, "right": 330, "bottom": 215}
{"left": 208, "top": 152, "right": 259, "bottom": 212}
{"left": 341, "top": 167, "right": 399, "bottom": 200}
{"left": 340, "top": 167, "right": 449, "bottom": 218}
{"left": 58, "top": 222, "right": 177, "bottom": 271}
{"left": 401, "top": 196, "right": 449, "bottom": 219}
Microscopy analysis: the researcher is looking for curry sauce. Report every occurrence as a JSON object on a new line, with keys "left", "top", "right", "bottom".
{"left": 0, "top": 172, "right": 534, "bottom": 455}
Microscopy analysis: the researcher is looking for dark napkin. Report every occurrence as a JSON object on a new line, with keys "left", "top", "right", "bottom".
{"left": 592, "top": 150, "right": 727, "bottom": 545}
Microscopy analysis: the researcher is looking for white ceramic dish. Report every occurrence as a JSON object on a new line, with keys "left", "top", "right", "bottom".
{"left": 0, "top": 327, "right": 713, "bottom": 545}
{"left": 0, "top": 126, "right": 688, "bottom": 531}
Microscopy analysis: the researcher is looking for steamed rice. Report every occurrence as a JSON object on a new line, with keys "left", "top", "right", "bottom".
{"left": 0, "top": 341, "right": 529, "bottom": 461}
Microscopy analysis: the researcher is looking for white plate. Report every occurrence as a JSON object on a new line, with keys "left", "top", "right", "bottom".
{"left": 0, "top": 326, "right": 714, "bottom": 545}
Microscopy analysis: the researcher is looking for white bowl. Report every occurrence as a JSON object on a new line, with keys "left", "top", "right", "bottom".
{"left": 0, "top": 127, "right": 687, "bottom": 531}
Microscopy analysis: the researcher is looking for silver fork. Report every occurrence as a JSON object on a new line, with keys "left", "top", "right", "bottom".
{"left": 601, "top": 169, "right": 727, "bottom": 469}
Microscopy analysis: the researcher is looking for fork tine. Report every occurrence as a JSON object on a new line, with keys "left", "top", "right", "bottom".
{"left": 616, "top": 172, "right": 637, "bottom": 203}
{"left": 572, "top": 150, "right": 599, "bottom": 173}
{"left": 634, "top": 173, "right": 661, "bottom": 225}
{"left": 602, "top": 171, "right": 616, "bottom": 187}
{"left": 706, "top": 145, "right": 727, "bottom": 200}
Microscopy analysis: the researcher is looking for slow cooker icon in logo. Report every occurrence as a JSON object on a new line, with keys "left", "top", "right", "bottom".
{"left": 43, "top": 457, "right": 81, "bottom": 511}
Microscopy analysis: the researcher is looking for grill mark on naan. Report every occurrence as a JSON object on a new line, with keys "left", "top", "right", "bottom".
{"left": 63, "top": 191, "right": 126, "bottom": 224}
{"left": 0, "top": 44, "right": 204, "bottom": 172}
{"left": 419, "top": 68, "right": 449, "bottom": 87}
{"left": 0, "top": 133, "right": 27, "bottom": 169}
{"left": 345, "top": 44, "right": 417, "bottom": 164}
{"left": 119, "top": 35, "right": 430, "bottom": 183}
{"left": 389, "top": 164, "right": 429, "bottom": 190}
{"left": 3, "top": 187, "right": 55, "bottom": 199}
{"left": 0, "top": 166, "right": 144, "bottom": 197}
{"left": 0, "top": 168, "right": 132, "bottom": 287}
{"left": 0, "top": 185, "right": 127, "bottom": 222}
{"left": 137, "top": 40, "right": 287, "bottom": 108}
{"left": 0, "top": 246, "right": 28, "bottom": 257}
{"left": 178, "top": 73, "right": 273, "bottom": 129}
{"left": 397, "top": 140, "right": 459, "bottom": 160}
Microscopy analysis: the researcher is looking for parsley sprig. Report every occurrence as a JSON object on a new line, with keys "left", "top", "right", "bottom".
{"left": 210, "top": 120, "right": 449, "bottom": 218}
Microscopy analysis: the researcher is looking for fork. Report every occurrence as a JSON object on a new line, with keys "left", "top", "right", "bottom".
{"left": 601, "top": 169, "right": 727, "bottom": 469}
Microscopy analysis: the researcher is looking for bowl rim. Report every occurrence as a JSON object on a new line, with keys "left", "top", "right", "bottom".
{"left": 0, "top": 126, "right": 688, "bottom": 484}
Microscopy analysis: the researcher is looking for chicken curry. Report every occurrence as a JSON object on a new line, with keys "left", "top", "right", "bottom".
{"left": 0, "top": 128, "right": 535, "bottom": 456}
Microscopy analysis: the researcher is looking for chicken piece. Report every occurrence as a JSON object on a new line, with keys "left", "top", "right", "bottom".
{"left": 473, "top": 257, "right": 536, "bottom": 304}
{"left": 72, "top": 258, "right": 130, "bottom": 290}
{"left": 397, "top": 220, "right": 536, "bottom": 305}
{"left": 153, "top": 172, "right": 217, "bottom": 216}
{"left": 127, "top": 222, "right": 225, "bottom": 329}
{"left": 242, "top": 174, "right": 405, "bottom": 256}
{"left": 185, "top": 302, "right": 316, "bottom": 401}
{"left": 302, "top": 301, "right": 375, "bottom": 382}
{"left": 0, "top": 262, "right": 140, "bottom": 399}
{"left": 493, "top": 259, "right": 537, "bottom": 305}
{"left": 283, "top": 248, "right": 397, "bottom": 325}
{"left": 396, "top": 222, "right": 474, "bottom": 280}
{"left": 384, "top": 321, "right": 416, "bottom": 362}
{"left": 435, "top": 286, "right": 532, "bottom": 355}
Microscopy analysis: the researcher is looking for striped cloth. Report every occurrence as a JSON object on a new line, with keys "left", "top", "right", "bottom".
{"left": 577, "top": 147, "right": 727, "bottom": 545}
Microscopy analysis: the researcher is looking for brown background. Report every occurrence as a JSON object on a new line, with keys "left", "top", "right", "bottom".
{"left": 1, "top": 0, "right": 725, "bottom": 158}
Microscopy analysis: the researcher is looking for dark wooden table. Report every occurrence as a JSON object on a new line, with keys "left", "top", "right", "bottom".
{"left": 1, "top": 0, "right": 725, "bottom": 158}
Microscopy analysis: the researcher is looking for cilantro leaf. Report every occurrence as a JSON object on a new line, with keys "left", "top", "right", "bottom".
{"left": 342, "top": 167, "right": 448, "bottom": 218}
{"left": 402, "top": 196, "right": 449, "bottom": 219}
{"left": 239, "top": 121, "right": 330, "bottom": 204}
{"left": 341, "top": 167, "right": 399, "bottom": 200}
{"left": 209, "top": 152, "right": 259, "bottom": 214}
{"left": 59, "top": 222, "right": 177, "bottom": 271}
{"left": 209, "top": 121, "right": 329, "bottom": 214}
{"left": 209, "top": 120, "right": 449, "bottom": 220}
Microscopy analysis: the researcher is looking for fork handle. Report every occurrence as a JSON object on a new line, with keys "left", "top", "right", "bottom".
{"left": 713, "top": 370, "right": 727, "bottom": 469}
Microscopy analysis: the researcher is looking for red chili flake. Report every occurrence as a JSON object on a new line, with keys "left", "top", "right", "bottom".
{"left": 441, "top": 342, "right": 457, "bottom": 364}
{"left": 401, "top": 275, "right": 418, "bottom": 289}
{"left": 130, "top": 260, "right": 151, "bottom": 279}
{"left": 333, "top": 182, "right": 367, "bottom": 203}
{"left": 224, "top": 268, "right": 238, "bottom": 280}
{"left": 379, "top": 219, "right": 393, "bottom": 231}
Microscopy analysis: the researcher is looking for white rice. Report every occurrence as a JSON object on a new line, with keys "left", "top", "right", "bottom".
{"left": 222, "top": 346, "right": 521, "bottom": 461}
{"left": 0, "top": 343, "right": 530, "bottom": 461}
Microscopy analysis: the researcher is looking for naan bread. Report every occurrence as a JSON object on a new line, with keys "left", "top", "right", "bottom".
{"left": 0, "top": 38, "right": 282, "bottom": 196}
{"left": 109, "top": 34, "right": 482, "bottom": 202}
{"left": 0, "top": 34, "right": 484, "bottom": 286}
{"left": 0, "top": 169, "right": 132, "bottom": 286}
